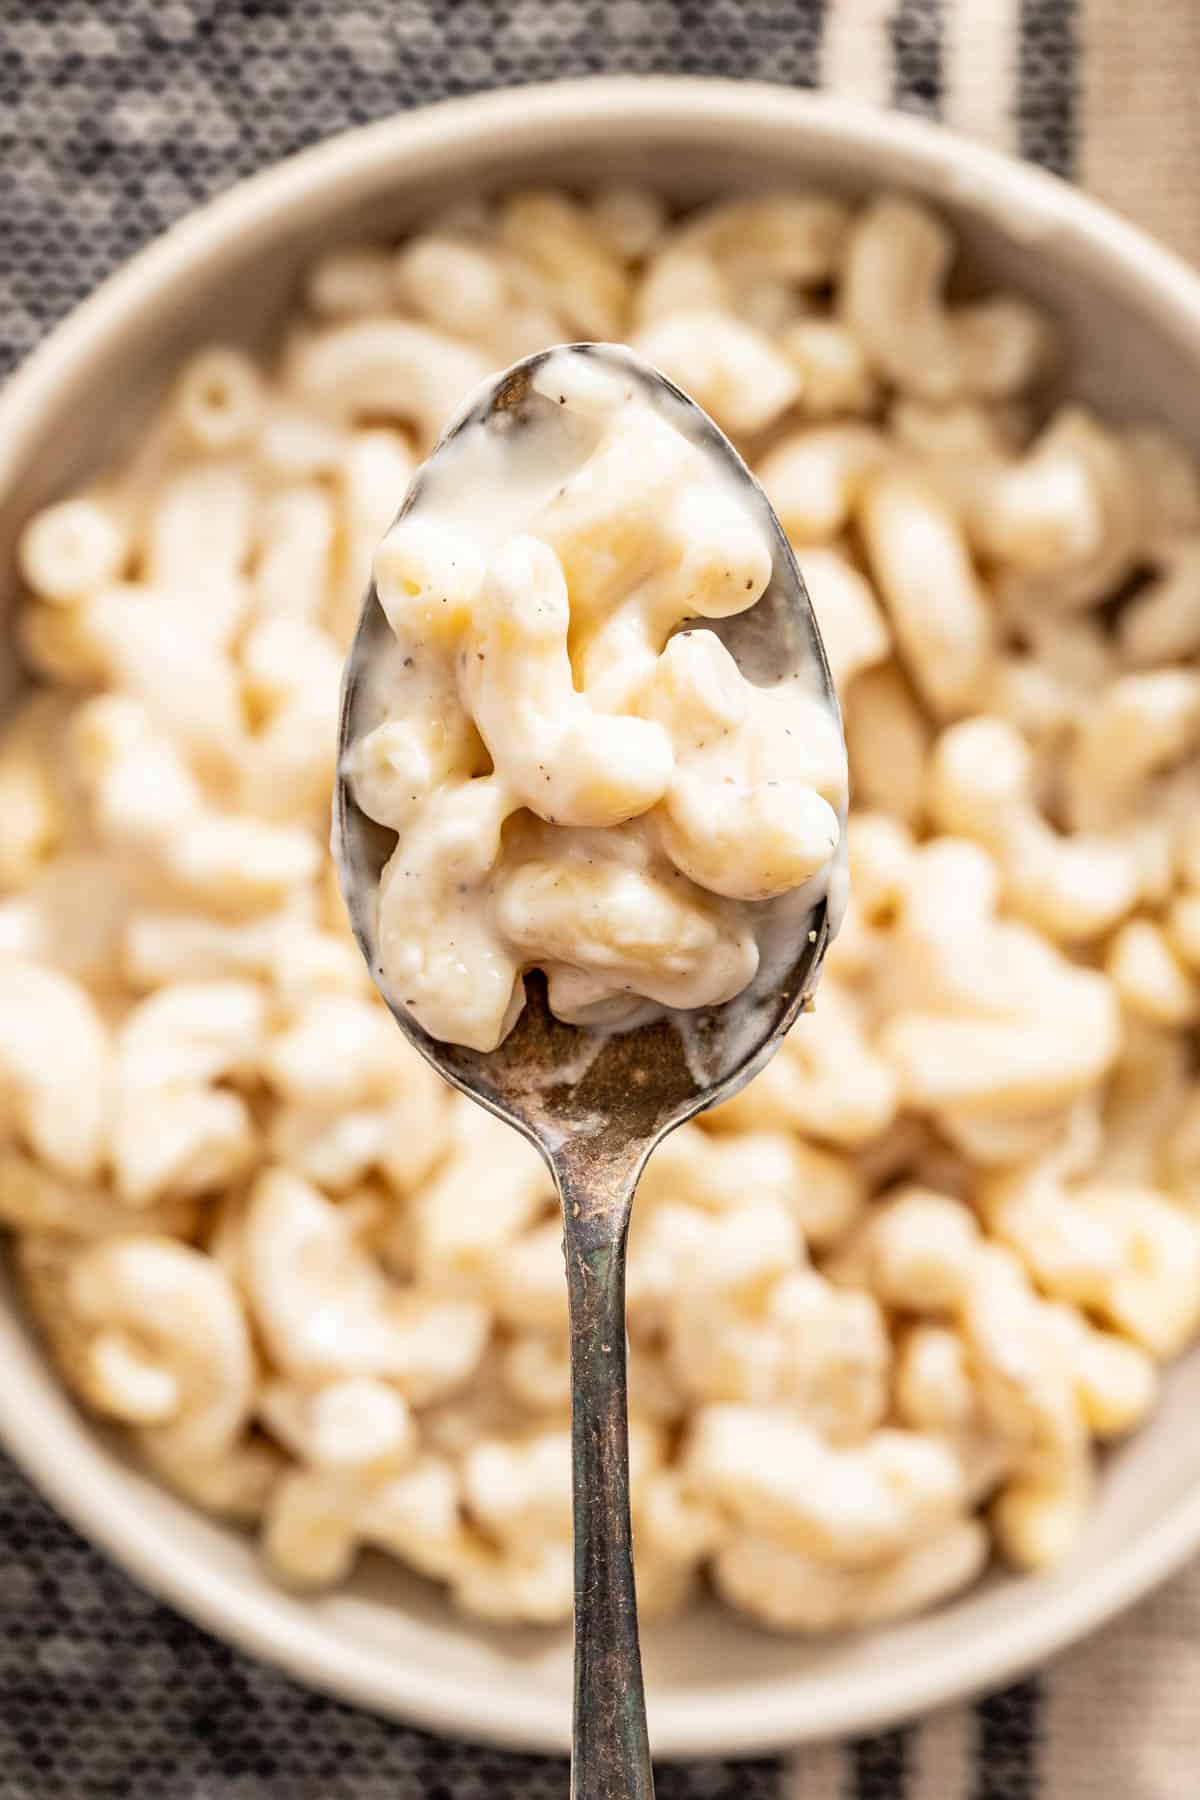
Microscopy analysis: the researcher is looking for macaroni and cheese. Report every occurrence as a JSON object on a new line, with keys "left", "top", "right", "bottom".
{"left": 5, "top": 184, "right": 1200, "bottom": 1636}
{"left": 343, "top": 347, "right": 846, "bottom": 1051}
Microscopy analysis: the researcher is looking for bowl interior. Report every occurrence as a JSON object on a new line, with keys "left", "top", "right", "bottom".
{"left": 3, "top": 83, "right": 1200, "bottom": 1756}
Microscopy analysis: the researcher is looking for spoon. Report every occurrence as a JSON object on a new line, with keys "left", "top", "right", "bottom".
{"left": 333, "top": 344, "right": 845, "bottom": 1800}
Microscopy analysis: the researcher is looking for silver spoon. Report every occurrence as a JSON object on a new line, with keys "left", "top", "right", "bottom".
{"left": 333, "top": 344, "right": 844, "bottom": 1800}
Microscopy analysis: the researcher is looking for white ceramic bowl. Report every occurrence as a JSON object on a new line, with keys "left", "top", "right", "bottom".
{"left": 4, "top": 76, "right": 1200, "bottom": 1759}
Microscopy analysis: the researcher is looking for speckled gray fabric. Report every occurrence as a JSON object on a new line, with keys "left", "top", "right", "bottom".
{"left": 0, "top": 2, "right": 1079, "bottom": 1794}
{"left": 0, "top": 1448, "right": 780, "bottom": 1800}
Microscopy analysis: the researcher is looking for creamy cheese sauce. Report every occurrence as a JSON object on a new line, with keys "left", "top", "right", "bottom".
{"left": 343, "top": 345, "right": 847, "bottom": 1053}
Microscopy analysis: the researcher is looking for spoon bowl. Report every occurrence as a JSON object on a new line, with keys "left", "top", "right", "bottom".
{"left": 333, "top": 343, "right": 845, "bottom": 1800}
{"left": 335, "top": 343, "right": 843, "bottom": 1152}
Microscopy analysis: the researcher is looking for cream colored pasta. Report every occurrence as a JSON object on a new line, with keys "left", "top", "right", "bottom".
{"left": 5, "top": 185, "right": 1200, "bottom": 1636}
{"left": 346, "top": 347, "right": 846, "bottom": 1051}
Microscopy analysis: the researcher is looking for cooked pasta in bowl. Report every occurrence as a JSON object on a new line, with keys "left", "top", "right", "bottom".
{"left": 4, "top": 78, "right": 1200, "bottom": 1754}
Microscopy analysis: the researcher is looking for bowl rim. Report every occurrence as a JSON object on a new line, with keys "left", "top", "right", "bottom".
{"left": 5, "top": 74, "right": 1200, "bottom": 1757}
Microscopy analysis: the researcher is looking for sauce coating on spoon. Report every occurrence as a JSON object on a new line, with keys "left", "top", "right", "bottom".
{"left": 343, "top": 346, "right": 847, "bottom": 1052}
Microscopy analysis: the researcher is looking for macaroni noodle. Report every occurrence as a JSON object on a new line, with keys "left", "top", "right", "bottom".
{"left": 345, "top": 347, "right": 846, "bottom": 1050}
{"left": 6, "top": 184, "right": 1200, "bottom": 1636}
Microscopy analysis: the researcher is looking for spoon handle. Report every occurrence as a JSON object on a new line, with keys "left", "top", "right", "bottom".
{"left": 558, "top": 1157, "right": 654, "bottom": 1800}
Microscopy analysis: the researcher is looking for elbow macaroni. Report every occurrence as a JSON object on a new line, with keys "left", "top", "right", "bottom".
{"left": 346, "top": 346, "right": 845, "bottom": 1051}
{"left": 7, "top": 183, "right": 1200, "bottom": 1636}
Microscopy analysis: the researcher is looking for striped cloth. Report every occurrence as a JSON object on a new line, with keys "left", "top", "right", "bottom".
{"left": 1, "top": 4, "right": 1197, "bottom": 1798}
{"left": 824, "top": 0, "right": 1200, "bottom": 265}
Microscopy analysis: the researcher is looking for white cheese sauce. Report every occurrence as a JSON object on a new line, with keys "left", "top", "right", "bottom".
{"left": 343, "top": 344, "right": 848, "bottom": 1057}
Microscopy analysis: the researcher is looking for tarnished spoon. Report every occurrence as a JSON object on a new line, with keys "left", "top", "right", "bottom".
{"left": 334, "top": 344, "right": 845, "bottom": 1800}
